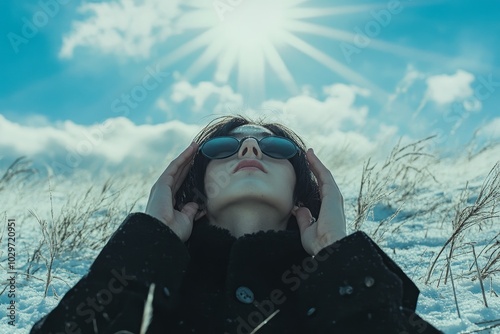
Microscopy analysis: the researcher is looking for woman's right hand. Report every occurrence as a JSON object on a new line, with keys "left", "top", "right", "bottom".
{"left": 145, "top": 142, "right": 206, "bottom": 242}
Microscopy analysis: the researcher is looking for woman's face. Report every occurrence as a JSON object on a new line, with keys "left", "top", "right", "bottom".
{"left": 204, "top": 124, "right": 296, "bottom": 219}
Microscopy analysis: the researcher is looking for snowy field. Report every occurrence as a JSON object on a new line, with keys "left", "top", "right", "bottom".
{"left": 1, "top": 140, "right": 499, "bottom": 334}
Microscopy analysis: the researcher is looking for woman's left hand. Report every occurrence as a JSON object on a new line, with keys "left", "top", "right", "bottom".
{"left": 291, "top": 148, "right": 347, "bottom": 256}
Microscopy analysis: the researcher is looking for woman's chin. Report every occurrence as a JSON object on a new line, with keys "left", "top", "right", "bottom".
{"left": 208, "top": 191, "right": 292, "bottom": 213}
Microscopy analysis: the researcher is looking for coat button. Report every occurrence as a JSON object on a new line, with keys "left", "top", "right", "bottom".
{"left": 339, "top": 285, "right": 353, "bottom": 296}
{"left": 306, "top": 307, "right": 316, "bottom": 316}
{"left": 235, "top": 286, "right": 254, "bottom": 304}
{"left": 364, "top": 276, "right": 375, "bottom": 287}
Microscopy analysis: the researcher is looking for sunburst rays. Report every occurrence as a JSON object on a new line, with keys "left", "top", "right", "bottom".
{"left": 157, "top": 0, "right": 446, "bottom": 104}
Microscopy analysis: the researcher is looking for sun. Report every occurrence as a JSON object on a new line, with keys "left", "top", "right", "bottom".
{"left": 157, "top": 1, "right": 431, "bottom": 104}
{"left": 221, "top": 1, "right": 286, "bottom": 47}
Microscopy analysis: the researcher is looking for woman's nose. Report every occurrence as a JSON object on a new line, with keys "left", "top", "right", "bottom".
{"left": 238, "top": 138, "right": 263, "bottom": 159}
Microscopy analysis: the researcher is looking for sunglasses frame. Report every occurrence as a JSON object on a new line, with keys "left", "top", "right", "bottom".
{"left": 199, "top": 135, "right": 299, "bottom": 160}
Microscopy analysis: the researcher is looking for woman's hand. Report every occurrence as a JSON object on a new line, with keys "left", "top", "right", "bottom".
{"left": 292, "top": 148, "right": 347, "bottom": 256}
{"left": 145, "top": 142, "right": 206, "bottom": 242}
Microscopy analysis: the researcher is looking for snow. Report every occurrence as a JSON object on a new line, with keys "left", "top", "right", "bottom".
{"left": 1, "top": 143, "right": 499, "bottom": 334}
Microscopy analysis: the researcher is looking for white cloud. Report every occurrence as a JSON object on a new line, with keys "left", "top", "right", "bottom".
{"left": 478, "top": 117, "right": 500, "bottom": 139}
{"left": 388, "top": 64, "right": 425, "bottom": 105}
{"left": 60, "top": 0, "right": 182, "bottom": 59}
{"left": 170, "top": 80, "right": 244, "bottom": 113}
{"left": 15, "top": 114, "right": 52, "bottom": 127}
{"left": 166, "top": 81, "right": 399, "bottom": 164}
{"left": 425, "top": 70, "right": 475, "bottom": 105}
{"left": 0, "top": 114, "right": 200, "bottom": 175}
{"left": 0, "top": 81, "right": 404, "bottom": 186}
{"left": 279, "top": 83, "right": 370, "bottom": 132}
{"left": 409, "top": 69, "right": 482, "bottom": 120}
{"left": 398, "top": 65, "right": 424, "bottom": 95}
{"left": 254, "top": 85, "right": 398, "bottom": 165}
{"left": 164, "top": 80, "right": 400, "bottom": 167}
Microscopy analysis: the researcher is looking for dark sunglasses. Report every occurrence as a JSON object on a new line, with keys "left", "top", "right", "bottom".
{"left": 199, "top": 136, "right": 299, "bottom": 159}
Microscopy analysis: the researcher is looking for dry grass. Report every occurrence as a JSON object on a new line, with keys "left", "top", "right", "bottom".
{"left": 24, "top": 174, "right": 141, "bottom": 297}
{"left": 349, "top": 138, "right": 499, "bottom": 325}
{"left": 0, "top": 156, "right": 37, "bottom": 192}
{"left": 352, "top": 136, "right": 438, "bottom": 240}
{"left": 425, "top": 162, "right": 500, "bottom": 285}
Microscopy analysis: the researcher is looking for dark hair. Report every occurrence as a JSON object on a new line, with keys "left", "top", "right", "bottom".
{"left": 175, "top": 115, "right": 320, "bottom": 231}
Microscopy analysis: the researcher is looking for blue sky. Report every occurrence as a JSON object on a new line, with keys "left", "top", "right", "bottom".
{"left": 1, "top": 0, "right": 499, "bottom": 173}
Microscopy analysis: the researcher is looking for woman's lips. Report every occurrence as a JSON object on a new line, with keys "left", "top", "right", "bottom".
{"left": 233, "top": 160, "right": 266, "bottom": 173}
{"left": 237, "top": 166, "right": 262, "bottom": 171}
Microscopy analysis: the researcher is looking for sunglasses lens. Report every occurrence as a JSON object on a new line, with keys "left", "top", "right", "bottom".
{"left": 201, "top": 137, "right": 239, "bottom": 159}
{"left": 201, "top": 136, "right": 298, "bottom": 159}
{"left": 260, "top": 137, "right": 297, "bottom": 159}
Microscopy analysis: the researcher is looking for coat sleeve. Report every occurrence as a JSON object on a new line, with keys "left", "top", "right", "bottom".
{"left": 294, "top": 231, "right": 442, "bottom": 333}
{"left": 30, "top": 212, "right": 190, "bottom": 334}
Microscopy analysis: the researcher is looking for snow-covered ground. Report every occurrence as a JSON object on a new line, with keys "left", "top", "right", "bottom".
{"left": 1, "top": 143, "right": 499, "bottom": 334}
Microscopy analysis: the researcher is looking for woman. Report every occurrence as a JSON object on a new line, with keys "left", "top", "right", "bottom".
{"left": 31, "top": 115, "right": 442, "bottom": 333}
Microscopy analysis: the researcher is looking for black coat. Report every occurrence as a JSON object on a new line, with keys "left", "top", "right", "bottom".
{"left": 31, "top": 213, "right": 442, "bottom": 334}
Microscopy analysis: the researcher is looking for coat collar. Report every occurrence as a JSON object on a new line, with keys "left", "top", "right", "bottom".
{"left": 185, "top": 217, "right": 308, "bottom": 281}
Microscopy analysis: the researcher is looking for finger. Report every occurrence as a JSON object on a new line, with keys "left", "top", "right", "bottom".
{"left": 314, "top": 191, "right": 345, "bottom": 237}
{"left": 306, "top": 148, "right": 335, "bottom": 185}
{"left": 158, "top": 142, "right": 197, "bottom": 188}
{"left": 172, "top": 142, "right": 199, "bottom": 194}
{"left": 306, "top": 148, "right": 341, "bottom": 199}
{"left": 181, "top": 202, "right": 199, "bottom": 223}
{"left": 306, "top": 149, "right": 345, "bottom": 234}
{"left": 292, "top": 206, "right": 313, "bottom": 235}
{"left": 150, "top": 143, "right": 197, "bottom": 218}
{"left": 159, "top": 142, "right": 196, "bottom": 186}
{"left": 194, "top": 209, "right": 207, "bottom": 221}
